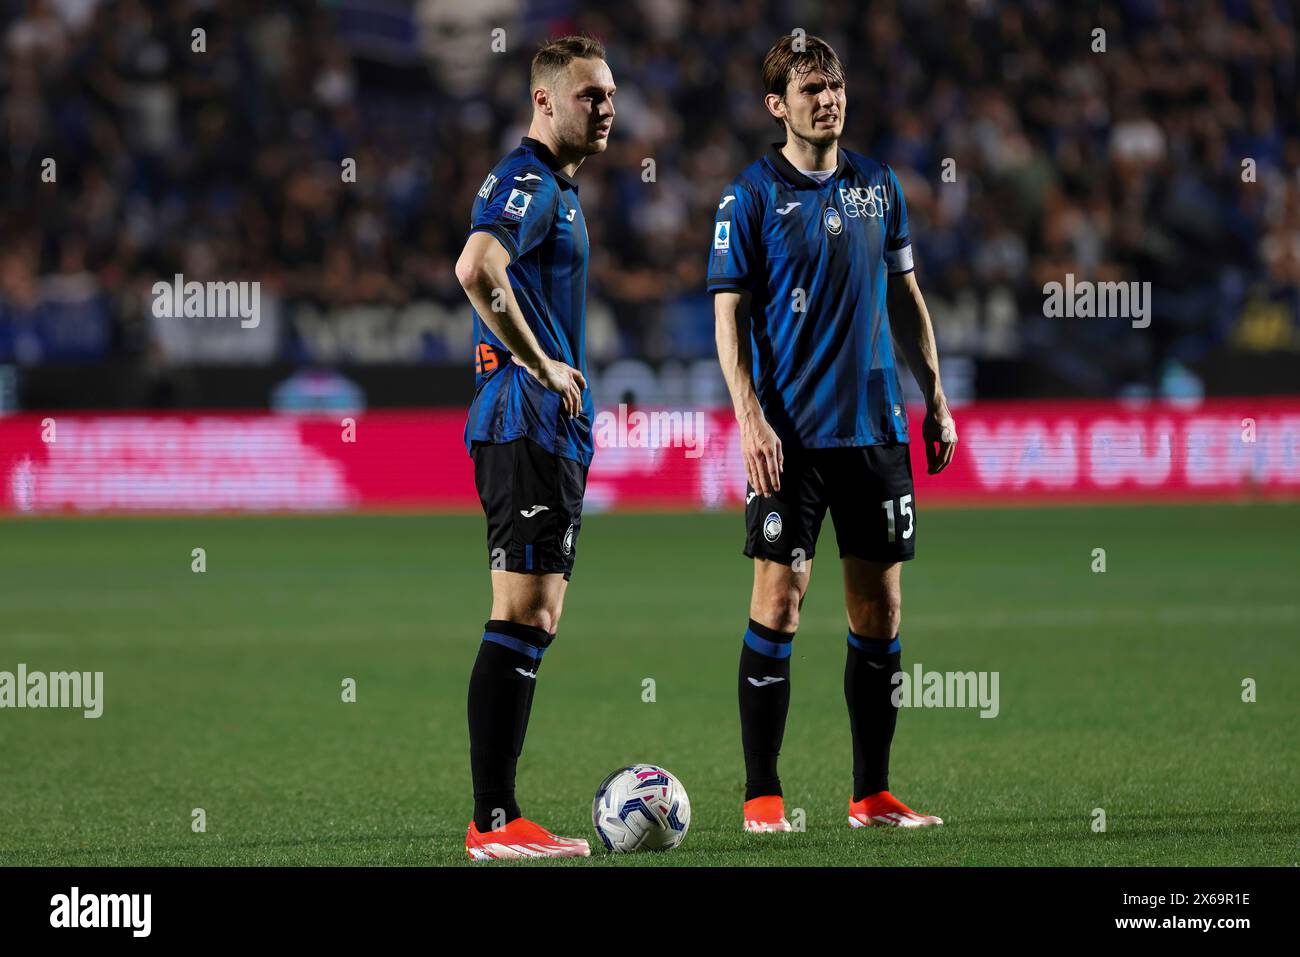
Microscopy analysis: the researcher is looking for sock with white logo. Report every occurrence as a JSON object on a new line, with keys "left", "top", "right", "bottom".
{"left": 468, "top": 619, "right": 552, "bottom": 832}
{"left": 739, "top": 618, "right": 794, "bottom": 801}
{"left": 845, "top": 631, "right": 902, "bottom": 801}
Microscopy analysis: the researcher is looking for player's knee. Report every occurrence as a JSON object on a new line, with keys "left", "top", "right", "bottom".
{"left": 490, "top": 572, "right": 567, "bottom": 634}
{"left": 493, "top": 598, "right": 561, "bottom": 634}
{"left": 847, "top": 591, "right": 901, "bottom": 638}
{"left": 753, "top": 586, "right": 803, "bottom": 633}
{"left": 520, "top": 606, "right": 560, "bottom": 634}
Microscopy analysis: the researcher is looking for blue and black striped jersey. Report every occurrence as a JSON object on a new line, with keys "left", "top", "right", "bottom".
{"left": 708, "top": 144, "right": 914, "bottom": 450}
{"left": 464, "top": 137, "right": 593, "bottom": 465}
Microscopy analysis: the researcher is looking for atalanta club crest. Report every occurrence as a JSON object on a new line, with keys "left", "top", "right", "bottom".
{"left": 824, "top": 207, "right": 843, "bottom": 235}
{"left": 763, "top": 511, "right": 783, "bottom": 542}
{"left": 563, "top": 524, "right": 575, "bottom": 555}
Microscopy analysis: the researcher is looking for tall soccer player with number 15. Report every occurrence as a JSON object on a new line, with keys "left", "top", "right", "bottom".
{"left": 710, "top": 34, "right": 959, "bottom": 834}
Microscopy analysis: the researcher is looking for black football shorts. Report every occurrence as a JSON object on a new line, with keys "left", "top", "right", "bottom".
{"left": 471, "top": 437, "right": 587, "bottom": 579}
{"left": 744, "top": 442, "right": 916, "bottom": 566}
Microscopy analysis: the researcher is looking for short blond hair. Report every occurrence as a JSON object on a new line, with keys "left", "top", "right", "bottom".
{"left": 530, "top": 35, "right": 607, "bottom": 91}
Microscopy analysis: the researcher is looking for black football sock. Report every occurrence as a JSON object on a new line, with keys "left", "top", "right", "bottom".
{"left": 738, "top": 618, "right": 794, "bottom": 800}
{"left": 468, "top": 619, "right": 552, "bottom": 832}
{"left": 845, "top": 631, "right": 902, "bottom": 801}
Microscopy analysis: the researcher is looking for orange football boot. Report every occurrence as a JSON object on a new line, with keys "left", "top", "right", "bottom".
{"left": 848, "top": 790, "right": 943, "bottom": 828}
{"left": 465, "top": 817, "right": 591, "bottom": 860}
{"left": 743, "top": 795, "right": 793, "bottom": 832}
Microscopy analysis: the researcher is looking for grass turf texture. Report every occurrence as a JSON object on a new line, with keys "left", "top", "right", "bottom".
{"left": 0, "top": 504, "right": 1296, "bottom": 867}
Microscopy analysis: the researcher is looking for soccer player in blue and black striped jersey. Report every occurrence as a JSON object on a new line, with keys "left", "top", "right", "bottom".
{"left": 453, "top": 36, "right": 614, "bottom": 860}
{"left": 710, "top": 34, "right": 959, "bottom": 833}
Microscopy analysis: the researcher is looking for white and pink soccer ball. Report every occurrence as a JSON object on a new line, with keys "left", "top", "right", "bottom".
{"left": 592, "top": 764, "right": 691, "bottom": 853}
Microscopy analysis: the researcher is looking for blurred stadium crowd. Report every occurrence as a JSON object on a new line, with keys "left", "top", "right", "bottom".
{"left": 1, "top": 0, "right": 1297, "bottom": 399}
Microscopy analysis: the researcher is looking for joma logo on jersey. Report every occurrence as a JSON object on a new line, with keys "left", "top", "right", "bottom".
{"left": 477, "top": 173, "right": 498, "bottom": 199}
{"left": 839, "top": 185, "right": 889, "bottom": 218}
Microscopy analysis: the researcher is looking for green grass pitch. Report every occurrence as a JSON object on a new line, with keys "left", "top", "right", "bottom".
{"left": 1, "top": 504, "right": 1296, "bottom": 866}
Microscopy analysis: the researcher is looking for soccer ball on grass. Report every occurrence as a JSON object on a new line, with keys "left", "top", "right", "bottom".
{"left": 591, "top": 764, "right": 691, "bottom": 853}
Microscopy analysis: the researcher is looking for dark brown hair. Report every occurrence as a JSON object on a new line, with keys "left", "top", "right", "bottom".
{"left": 761, "top": 33, "right": 844, "bottom": 97}
{"left": 531, "top": 35, "right": 607, "bottom": 91}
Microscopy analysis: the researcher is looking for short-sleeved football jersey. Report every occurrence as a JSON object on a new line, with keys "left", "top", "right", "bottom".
{"left": 465, "top": 137, "right": 593, "bottom": 465}
{"left": 708, "top": 144, "right": 914, "bottom": 450}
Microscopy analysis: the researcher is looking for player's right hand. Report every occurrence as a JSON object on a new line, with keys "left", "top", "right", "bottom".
{"left": 523, "top": 356, "right": 587, "bottom": 417}
{"left": 740, "top": 412, "right": 783, "bottom": 495}
{"left": 922, "top": 401, "right": 958, "bottom": 475}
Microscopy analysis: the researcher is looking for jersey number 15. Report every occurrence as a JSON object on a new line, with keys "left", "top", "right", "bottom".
{"left": 882, "top": 494, "right": 914, "bottom": 543}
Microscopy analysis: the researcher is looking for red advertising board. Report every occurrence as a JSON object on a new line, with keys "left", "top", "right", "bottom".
{"left": 1, "top": 399, "right": 1297, "bottom": 514}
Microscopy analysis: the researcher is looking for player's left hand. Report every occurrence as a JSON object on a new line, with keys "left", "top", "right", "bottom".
{"left": 922, "top": 401, "right": 957, "bottom": 475}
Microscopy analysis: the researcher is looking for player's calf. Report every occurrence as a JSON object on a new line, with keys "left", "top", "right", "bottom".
{"left": 468, "top": 619, "right": 554, "bottom": 831}
{"left": 738, "top": 618, "right": 795, "bottom": 806}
